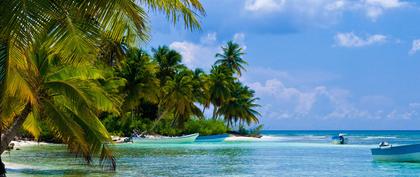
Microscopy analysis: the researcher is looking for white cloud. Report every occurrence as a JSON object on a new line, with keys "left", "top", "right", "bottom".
{"left": 242, "top": 67, "right": 420, "bottom": 122}
{"left": 233, "top": 33, "right": 245, "bottom": 44}
{"left": 244, "top": 0, "right": 408, "bottom": 21}
{"left": 245, "top": 0, "right": 285, "bottom": 13}
{"left": 169, "top": 33, "right": 247, "bottom": 69}
{"left": 409, "top": 39, "right": 420, "bottom": 55}
{"left": 200, "top": 32, "right": 217, "bottom": 45}
{"left": 169, "top": 41, "right": 217, "bottom": 69}
{"left": 365, "top": 0, "right": 404, "bottom": 8}
{"left": 334, "top": 32, "right": 387, "bottom": 47}
{"left": 248, "top": 79, "right": 347, "bottom": 117}
{"left": 362, "top": 0, "right": 407, "bottom": 20}
{"left": 233, "top": 32, "right": 246, "bottom": 49}
{"left": 325, "top": 0, "right": 346, "bottom": 11}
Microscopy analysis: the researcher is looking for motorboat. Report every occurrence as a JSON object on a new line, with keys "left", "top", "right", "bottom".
{"left": 371, "top": 142, "right": 420, "bottom": 162}
{"left": 132, "top": 133, "right": 199, "bottom": 144}
{"left": 331, "top": 133, "right": 348, "bottom": 144}
{"left": 196, "top": 134, "right": 229, "bottom": 142}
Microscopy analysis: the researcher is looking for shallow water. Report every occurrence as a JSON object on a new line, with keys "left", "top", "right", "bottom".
{"left": 3, "top": 130, "right": 420, "bottom": 176}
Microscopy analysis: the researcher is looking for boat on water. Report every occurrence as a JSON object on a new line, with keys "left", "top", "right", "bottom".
{"left": 331, "top": 133, "right": 348, "bottom": 144}
{"left": 132, "top": 133, "right": 199, "bottom": 144}
{"left": 371, "top": 142, "right": 420, "bottom": 162}
{"left": 196, "top": 134, "right": 229, "bottom": 142}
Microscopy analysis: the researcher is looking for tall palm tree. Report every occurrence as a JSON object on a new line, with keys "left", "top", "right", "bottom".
{"left": 160, "top": 70, "right": 203, "bottom": 128}
{"left": 152, "top": 46, "right": 185, "bottom": 86}
{"left": 0, "top": 0, "right": 205, "bottom": 174}
{"left": 217, "top": 82, "right": 260, "bottom": 128}
{"left": 208, "top": 65, "right": 235, "bottom": 119}
{"left": 215, "top": 41, "right": 248, "bottom": 76}
{"left": 117, "top": 48, "right": 160, "bottom": 113}
{"left": 192, "top": 68, "right": 210, "bottom": 109}
{"left": 0, "top": 40, "right": 121, "bottom": 171}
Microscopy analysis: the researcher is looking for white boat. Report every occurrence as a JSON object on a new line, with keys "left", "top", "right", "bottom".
{"left": 371, "top": 143, "right": 420, "bottom": 162}
{"left": 196, "top": 134, "right": 229, "bottom": 142}
{"left": 132, "top": 133, "right": 199, "bottom": 144}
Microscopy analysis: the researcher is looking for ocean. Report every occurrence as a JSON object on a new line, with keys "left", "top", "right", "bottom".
{"left": 3, "top": 130, "right": 420, "bottom": 176}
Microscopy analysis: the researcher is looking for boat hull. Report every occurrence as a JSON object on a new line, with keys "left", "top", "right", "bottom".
{"left": 371, "top": 144, "right": 420, "bottom": 162}
{"left": 132, "top": 133, "right": 199, "bottom": 144}
{"left": 196, "top": 134, "right": 229, "bottom": 142}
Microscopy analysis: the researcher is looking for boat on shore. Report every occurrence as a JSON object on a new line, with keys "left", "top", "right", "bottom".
{"left": 196, "top": 134, "right": 229, "bottom": 142}
{"left": 132, "top": 133, "right": 199, "bottom": 144}
{"left": 371, "top": 142, "right": 420, "bottom": 162}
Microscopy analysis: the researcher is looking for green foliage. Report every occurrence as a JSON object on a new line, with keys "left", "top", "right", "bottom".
{"left": 101, "top": 41, "right": 262, "bottom": 136}
{"left": 217, "top": 81, "right": 260, "bottom": 127}
{"left": 183, "top": 119, "right": 228, "bottom": 136}
{"left": 215, "top": 41, "right": 248, "bottom": 76}
{"left": 101, "top": 114, "right": 228, "bottom": 137}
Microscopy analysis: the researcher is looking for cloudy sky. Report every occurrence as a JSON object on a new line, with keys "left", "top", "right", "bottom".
{"left": 145, "top": 0, "right": 420, "bottom": 130}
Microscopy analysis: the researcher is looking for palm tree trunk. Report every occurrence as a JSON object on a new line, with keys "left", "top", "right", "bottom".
{"left": 0, "top": 103, "right": 31, "bottom": 176}
{"left": 1, "top": 103, "right": 31, "bottom": 154}
{"left": 0, "top": 110, "right": 4, "bottom": 177}
{"left": 0, "top": 157, "right": 4, "bottom": 177}
{"left": 212, "top": 107, "right": 218, "bottom": 120}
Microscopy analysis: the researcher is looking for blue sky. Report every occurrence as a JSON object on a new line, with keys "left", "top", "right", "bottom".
{"left": 145, "top": 0, "right": 420, "bottom": 130}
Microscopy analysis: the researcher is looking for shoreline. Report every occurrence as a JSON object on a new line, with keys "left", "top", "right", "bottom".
{"left": 8, "top": 140, "right": 51, "bottom": 149}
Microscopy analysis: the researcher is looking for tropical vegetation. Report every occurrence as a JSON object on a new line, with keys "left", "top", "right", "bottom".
{"left": 0, "top": 0, "right": 204, "bottom": 175}
{"left": 101, "top": 43, "right": 261, "bottom": 136}
{"left": 0, "top": 0, "right": 261, "bottom": 175}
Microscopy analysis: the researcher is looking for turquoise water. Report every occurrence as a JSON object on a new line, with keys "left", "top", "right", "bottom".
{"left": 3, "top": 130, "right": 420, "bottom": 176}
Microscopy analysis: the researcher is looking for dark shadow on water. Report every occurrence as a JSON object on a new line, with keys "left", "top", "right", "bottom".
{"left": 7, "top": 168, "right": 116, "bottom": 176}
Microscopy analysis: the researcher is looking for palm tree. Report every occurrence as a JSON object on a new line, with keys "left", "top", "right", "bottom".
{"left": 0, "top": 0, "right": 205, "bottom": 61}
{"left": 152, "top": 46, "right": 185, "bottom": 86}
{"left": 0, "top": 40, "right": 121, "bottom": 171}
{"left": 217, "top": 82, "right": 260, "bottom": 128}
{"left": 160, "top": 70, "right": 203, "bottom": 128}
{"left": 117, "top": 48, "right": 160, "bottom": 113}
{"left": 0, "top": 1, "right": 205, "bottom": 174}
{"left": 208, "top": 65, "right": 235, "bottom": 119}
{"left": 215, "top": 41, "right": 248, "bottom": 76}
{"left": 192, "top": 68, "right": 210, "bottom": 110}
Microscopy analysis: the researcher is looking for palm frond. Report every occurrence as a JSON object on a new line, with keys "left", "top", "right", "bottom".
{"left": 138, "top": 0, "right": 205, "bottom": 30}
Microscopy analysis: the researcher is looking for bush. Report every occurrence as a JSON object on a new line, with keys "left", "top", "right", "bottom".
{"left": 101, "top": 113, "right": 229, "bottom": 136}
{"left": 183, "top": 119, "right": 228, "bottom": 136}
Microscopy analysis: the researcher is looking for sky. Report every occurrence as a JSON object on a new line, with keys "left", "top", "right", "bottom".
{"left": 144, "top": 0, "right": 420, "bottom": 130}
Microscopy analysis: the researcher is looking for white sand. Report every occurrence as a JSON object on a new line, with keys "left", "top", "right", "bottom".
{"left": 224, "top": 135, "right": 287, "bottom": 142}
{"left": 9, "top": 140, "right": 50, "bottom": 148}
{"left": 3, "top": 162, "right": 38, "bottom": 170}
{"left": 224, "top": 136, "right": 263, "bottom": 142}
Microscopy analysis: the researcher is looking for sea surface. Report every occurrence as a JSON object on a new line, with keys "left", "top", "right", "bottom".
{"left": 3, "top": 130, "right": 420, "bottom": 177}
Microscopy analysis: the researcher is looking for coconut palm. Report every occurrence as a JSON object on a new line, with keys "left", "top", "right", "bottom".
{"left": 192, "top": 68, "right": 210, "bottom": 109}
{"left": 217, "top": 82, "right": 260, "bottom": 127}
{"left": 0, "top": 0, "right": 205, "bottom": 59}
{"left": 152, "top": 46, "right": 185, "bottom": 86}
{"left": 0, "top": 40, "right": 121, "bottom": 172}
{"left": 0, "top": 0, "right": 205, "bottom": 174}
{"left": 208, "top": 65, "right": 235, "bottom": 119}
{"left": 215, "top": 41, "right": 248, "bottom": 76}
{"left": 160, "top": 70, "right": 203, "bottom": 128}
{"left": 117, "top": 48, "right": 160, "bottom": 113}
